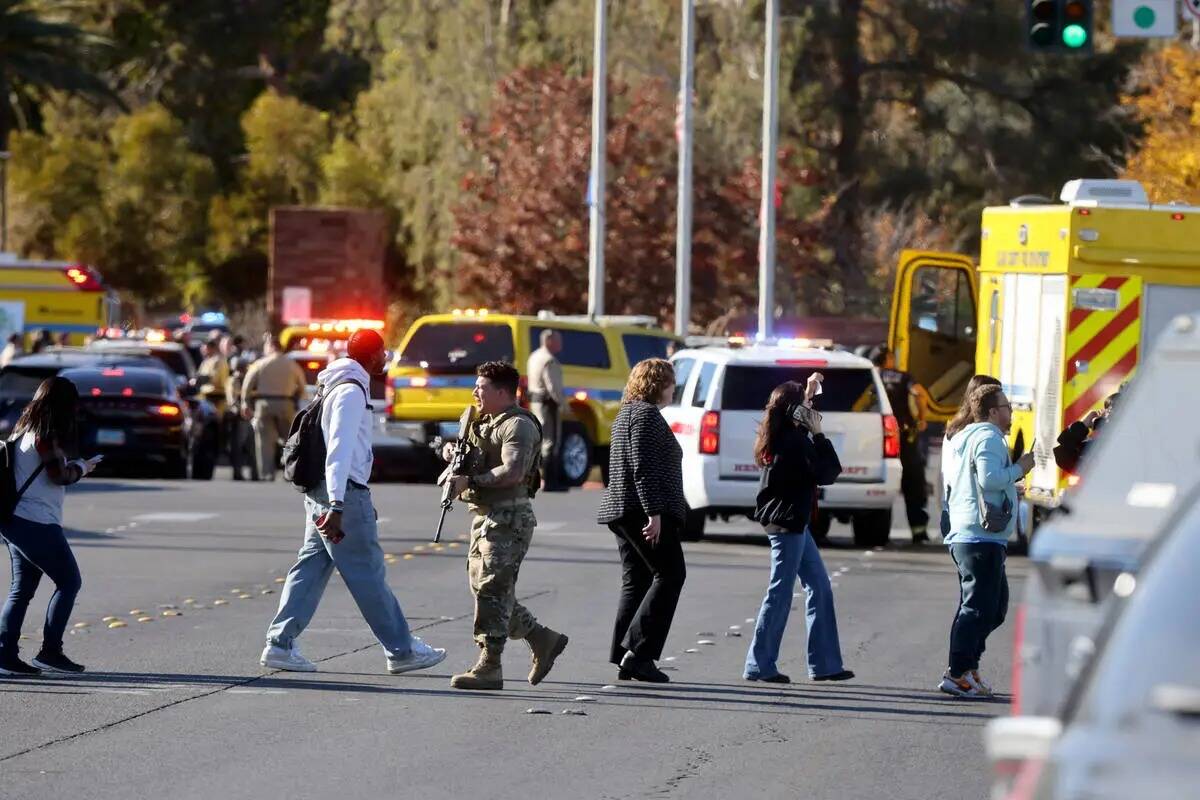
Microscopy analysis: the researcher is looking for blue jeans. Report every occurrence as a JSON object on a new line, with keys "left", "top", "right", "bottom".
{"left": 0, "top": 516, "right": 82, "bottom": 656}
{"left": 265, "top": 484, "right": 414, "bottom": 659}
{"left": 745, "top": 528, "right": 845, "bottom": 679}
{"left": 948, "top": 543, "right": 1008, "bottom": 676}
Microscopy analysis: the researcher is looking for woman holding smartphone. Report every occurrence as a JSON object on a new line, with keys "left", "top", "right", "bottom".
{"left": 0, "top": 377, "right": 101, "bottom": 675}
{"left": 744, "top": 374, "right": 854, "bottom": 684}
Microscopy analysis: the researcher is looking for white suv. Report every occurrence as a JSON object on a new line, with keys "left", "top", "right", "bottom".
{"left": 662, "top": 343, "right": 902, "bottom": 546}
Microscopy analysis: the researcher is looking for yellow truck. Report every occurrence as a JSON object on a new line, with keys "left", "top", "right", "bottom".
{"left": 889, "top": 179, "right": 1200, "bottom": 516}
{"left": 0, "top": 255, "right": 119, "bottom": 345}
{"left": 387, "top": 310, "right": 680, "bottom": 486}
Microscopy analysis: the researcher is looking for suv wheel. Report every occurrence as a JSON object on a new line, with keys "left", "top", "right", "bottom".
{"left": 851, "top": 509, "right": 892, "bottom": 548}
{"left": 680, "top": 507, "right": 706, "bottom": 541}
{"left": 190, "top": 436, "right": 217, "bottom": 481}
{"left": 558, "top": 422, "right": 592, "bottom": 487}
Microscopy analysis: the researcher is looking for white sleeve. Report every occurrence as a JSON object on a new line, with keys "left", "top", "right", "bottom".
{"left": 323, "top": 385, "right": 365, "bottom": 503}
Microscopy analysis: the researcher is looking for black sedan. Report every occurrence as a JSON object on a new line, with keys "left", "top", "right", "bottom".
{"left": 60, "top": 366, "right": 215, "bottom": 480}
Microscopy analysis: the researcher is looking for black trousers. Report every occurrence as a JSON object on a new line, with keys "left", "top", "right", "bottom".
{"left": 609, "top": 514, "right": 687, "bottom": 664}
{"left": 900, "top": 437, "right": 929, "bottom": 532}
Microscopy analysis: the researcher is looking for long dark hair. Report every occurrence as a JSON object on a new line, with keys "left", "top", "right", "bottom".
{"left": 14, "top": 377, "right": 80, "bottom": 452}
{"left": 945, "top": 374, "right": 1002, "bottom": 440}
{"left": 753, "top": 381, "right": 807, "bottom": 467}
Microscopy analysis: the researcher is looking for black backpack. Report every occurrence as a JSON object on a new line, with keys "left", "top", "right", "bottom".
{"left": 281, "top": 380, "right": 369, "bottom": 494}
{"left": 0, "top": 437, "right": 44, "bottom": 522}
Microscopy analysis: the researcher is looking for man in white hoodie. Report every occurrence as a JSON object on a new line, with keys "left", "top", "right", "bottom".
{"left": 260, "top": 329, "right": 446, "bottom": 675}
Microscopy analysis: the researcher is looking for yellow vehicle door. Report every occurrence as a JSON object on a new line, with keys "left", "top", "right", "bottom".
{"left": 888, "top": 250, "right": 979, "bottom": 421}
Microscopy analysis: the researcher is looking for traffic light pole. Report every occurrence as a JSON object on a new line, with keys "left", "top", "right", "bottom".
{"left": 757, "top": 0, "right": 780, "bottom": 341}
{"left": 674, "top": 0, "right": 695, "bottom": 338}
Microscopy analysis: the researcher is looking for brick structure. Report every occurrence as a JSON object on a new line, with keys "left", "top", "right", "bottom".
{"left": 268, "top": 207, "right": 388, "bottom": 325}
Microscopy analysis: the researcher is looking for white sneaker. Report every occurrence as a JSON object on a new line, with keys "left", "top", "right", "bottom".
{"left": 938, "top": 669, "right": 985, "bottom": 698}
{"left": 387, "top": 637, "right": 447, "bottom": 674}
{"left": 968, "top": 669, "right": 995, "bottom": 696}
{"left": 260, "top": 644, "right": 317, "bottom": 672}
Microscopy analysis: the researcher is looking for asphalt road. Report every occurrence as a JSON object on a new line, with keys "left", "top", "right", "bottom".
{"left": 0, "top": 471, "right": 1022, "bottom": 800}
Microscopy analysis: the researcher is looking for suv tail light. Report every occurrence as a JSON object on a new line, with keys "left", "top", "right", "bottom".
{"left": 699, "top": 411, "right": 720, "bottom": 455}
{"left": 882, "top": 414, "right": 901, "bottom": 458}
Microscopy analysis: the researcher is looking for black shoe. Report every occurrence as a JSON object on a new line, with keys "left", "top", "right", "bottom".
{"left": 746, "top": 673, "right": 791, "bottom": 684}
{"left": 0, "top": 654, "right": 42, "bottom": 676}
{"left": 620, "top": 657, "right": 670, "bottom": 683}
{"left": 31, "top": 650, "right": 85, "bottom": 673}
{"left": 911, "top": 531, "right": 929, "bottom": 545}
{"left": 813, "top": 669, "right": 855, "bottom": 682}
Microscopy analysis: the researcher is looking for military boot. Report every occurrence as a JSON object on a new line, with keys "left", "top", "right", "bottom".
{"left": 450, "top": 645, "right": 503, "bottom": 690}
{"left": 524, "top": 624, "right": 569, "bottom": 686}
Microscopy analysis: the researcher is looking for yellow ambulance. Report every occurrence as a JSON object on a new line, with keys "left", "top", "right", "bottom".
{"left": 0, "top": 255, "right": 119, "bottom": 345}
{"left": 387, "top": 310, "right": 681, "bottom": 486}
{"left": 889, "top": 179, "right": 1200, "bottom": 513}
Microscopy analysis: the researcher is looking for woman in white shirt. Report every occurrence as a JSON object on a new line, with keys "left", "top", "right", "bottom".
{"left": 0, "top": 377, "right": 101, "bottom": 675}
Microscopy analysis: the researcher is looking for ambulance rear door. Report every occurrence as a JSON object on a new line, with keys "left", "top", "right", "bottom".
{"left": 888, "top": 250, "right": 979, "bottom": 421}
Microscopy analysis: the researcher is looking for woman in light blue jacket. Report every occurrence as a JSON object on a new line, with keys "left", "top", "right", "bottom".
{"left": 938, "top": 384, "right": 1033, "bottom": 698}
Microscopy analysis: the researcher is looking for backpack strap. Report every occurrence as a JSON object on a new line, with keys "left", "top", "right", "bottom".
{"left": 318, "top": 379, "right": 370, "bottom": 411}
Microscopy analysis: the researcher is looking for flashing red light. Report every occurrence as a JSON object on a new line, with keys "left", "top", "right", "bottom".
{"left": 699, "top": 411, "right": 721, "bottom": 455}
{"left": 1076, "top": 208, "right": 1091, "bottom": 216}
{"left": 62, "top": 265, "right": 102, "bottom": 291}
{"left": 153, "top": 404, "right": 181, "bottom": 417}
{"left": 776, "top": 359, "right": 827, "bottom": 367}
{"left": 101, "top": 368, "right": 125, "bottom": 377}
{"left": 90, "top": 388, "right": 101, "bottom": 397}
{"left": 1171, "top": 212, "right": 1185, "bottom": 221}
{"left": 121, "top": 388, "right": 133, "bottom": 397}
{"left": 180, "top": 313, "right": 191, "bottom": 324}
{"left": 883, "top": 414, "right": 901, "bottom": 458}
{"left": 473, "top": 333, "right": 486, "bottom": 344}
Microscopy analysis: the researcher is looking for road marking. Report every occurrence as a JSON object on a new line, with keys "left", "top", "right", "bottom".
{"left": 227, "top": 688, "right": 288, "bottom": 695}
{"left": 130, "top": 512, "right": 218, "bottom": 523}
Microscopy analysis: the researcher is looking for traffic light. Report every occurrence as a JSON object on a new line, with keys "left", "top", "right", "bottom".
{"left": 1026, "top": 0, "right": 1093, "bottom": 53}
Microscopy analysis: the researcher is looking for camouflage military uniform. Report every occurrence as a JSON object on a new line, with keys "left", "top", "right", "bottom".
{"left": 462, "top": 407, "right": 542, "bottom": 650}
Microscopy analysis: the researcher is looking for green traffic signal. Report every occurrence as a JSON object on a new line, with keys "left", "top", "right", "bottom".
{"left": 1062, "top": 23, "right": 1088, "bottom": 47}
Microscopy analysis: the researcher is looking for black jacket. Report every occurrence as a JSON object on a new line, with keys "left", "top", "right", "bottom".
{"left": 753, "top": 426, "right": 842, "bottom": 531}
{"left": 597, "top": 401, "right": 687, "bottom": 525}
{"left": 1053, "top": 421, "right": 1092, "bottom": 475}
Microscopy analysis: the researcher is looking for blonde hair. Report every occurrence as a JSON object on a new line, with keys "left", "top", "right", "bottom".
{"left": 623, "top": 358, "right": 675, "bottom": 404}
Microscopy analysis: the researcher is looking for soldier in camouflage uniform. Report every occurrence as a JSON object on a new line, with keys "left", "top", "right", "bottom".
{"left": 442, "top": 361, "right": 569, "bottom": 690}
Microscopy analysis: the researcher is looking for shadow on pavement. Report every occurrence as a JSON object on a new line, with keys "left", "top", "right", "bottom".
{"left": 67, "top": 480, "right": 177, "bottom": 494}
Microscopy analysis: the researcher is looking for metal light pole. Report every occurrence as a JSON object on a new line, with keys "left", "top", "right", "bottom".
{"left": 757, "top": 0, "right": 780, "bottom": 341}
{"left": 674, "top": 0, "right": 695, "bottom": 338}
{"left": 587, "top": 0, "right": 607, "bottom": 319}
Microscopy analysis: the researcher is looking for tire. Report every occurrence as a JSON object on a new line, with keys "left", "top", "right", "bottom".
{"left": 190, "top": 438, "right": 217, "bottom": 481}
{"left": 680, "top": 507, "right": 706, "bottom": 541}
{"left": 852, "top": 509, "right": 892, "bottom": 548}
{"left": 809, "top": 509, "right": 833, "bottom": 541}
{"left": 165, "top": 454, "right": 188, "bottom": 480}
{"left": 558, "top": 422, "right": 592, "bottom": 487}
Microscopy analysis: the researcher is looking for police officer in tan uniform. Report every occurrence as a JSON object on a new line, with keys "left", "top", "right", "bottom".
{"left": 526, "top": 329, "right": 566, "bottom": 491}
{"left": 442, "top": 361, "right": 569, "bottom": 690}
{"left": 241, "top": 336, "right": 307, "bottom": 481}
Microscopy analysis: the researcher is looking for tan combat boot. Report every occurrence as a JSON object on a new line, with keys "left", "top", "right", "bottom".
{"left": 450, "top": 646, "right": 503, "bottom": 690}
{"left": 525, "top": 624, "right": 569, "bottom": 686}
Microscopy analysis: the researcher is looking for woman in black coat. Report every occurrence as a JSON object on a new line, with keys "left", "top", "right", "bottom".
{"left": 597, "top": 358, "right": 686, "bottom": 683}
{"left": 743, "top": 376, "right": 853, "bottom": 684}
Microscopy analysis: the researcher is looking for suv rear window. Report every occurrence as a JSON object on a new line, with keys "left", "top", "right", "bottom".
{"left": 399, "top": 323, "right": 515, "bottom": 370}
{"left": 63, "top": 369, "right": 172, "bottom": 396}
{"left": 529, "top": 327, "right": 611, "bottom": 369}
{"left": 721, "top": 366, "right": 880, "bottom": 412}
{"left": 0, "top": 367, "right": 58, "bottom": 397}
{"left": 622, "top": 334, "right": 673, "bottom": 367}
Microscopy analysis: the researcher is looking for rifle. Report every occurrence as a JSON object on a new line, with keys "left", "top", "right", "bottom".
{"left": 434, "top": 405, "right": 478, "bottom": 543}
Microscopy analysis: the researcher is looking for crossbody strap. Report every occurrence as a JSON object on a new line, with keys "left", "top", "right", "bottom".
{"left": 17, "top": 463, "right": 45, "bottom": 501}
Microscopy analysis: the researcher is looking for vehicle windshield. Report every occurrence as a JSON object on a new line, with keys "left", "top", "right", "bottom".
{"left": 721, "top": 366, "right": 881, "bottom": 412}
{"left": 63, "top": 369, "right": 172, "bottom": 396}
{"left": 0, "top": 366, "right": 59, "bottom": 397}
{"left": 1070, "top": 492, "right": 1200, "bottom": 727}
{"left": 398, "top": 322, "right": 515, "bottom": 371}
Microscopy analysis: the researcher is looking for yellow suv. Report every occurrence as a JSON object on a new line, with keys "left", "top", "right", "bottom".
{"left": 387, "top": 310, "right": 680, "bottom": 485}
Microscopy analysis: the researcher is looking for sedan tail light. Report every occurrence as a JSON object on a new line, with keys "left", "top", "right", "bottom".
{"left": 699, "top": 411, "right": 720, "bottom": 455}
{"left": 882, "top": 414, "right": 901, "bottom": 458}
{"left": 151, "top": 404, "right": 182, "bottom": 417}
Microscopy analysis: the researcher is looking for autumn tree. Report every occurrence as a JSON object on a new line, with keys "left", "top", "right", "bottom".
{"left": 1122, "top": 44, "right": 1200, "bottom": 204}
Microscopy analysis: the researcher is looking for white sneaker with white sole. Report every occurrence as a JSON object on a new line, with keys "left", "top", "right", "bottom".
{"left": 260, "top": 644, "right": 317, "bottom": 672}
{"left": 387, "top": 637, "right": 447, "bottom": 674}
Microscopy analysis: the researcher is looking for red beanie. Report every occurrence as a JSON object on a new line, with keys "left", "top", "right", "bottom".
{"left": 347, "top": 329, "right": 386, "bottom": 362}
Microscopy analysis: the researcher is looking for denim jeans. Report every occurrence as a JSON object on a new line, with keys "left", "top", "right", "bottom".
{"left": 745, "top": 528, "right": 845, "bottom": 679}
{"left": 948, "top": 542, "right": 1008, "bottom": 676}
{"left": 0, "top": 516, "right": 82, "bottom": 657}
{"left": 265, "top": 484, "right": 414, "bottom": 659}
